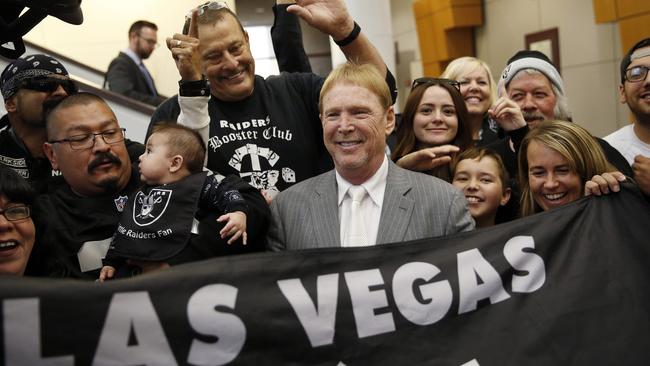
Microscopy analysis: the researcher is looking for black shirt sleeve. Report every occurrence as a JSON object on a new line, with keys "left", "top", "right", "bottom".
{"left": 271, "top": 3, "right": 312, "bottom": 73}
{"left": 199, "top": 174, "right": 249, "bottom": 215}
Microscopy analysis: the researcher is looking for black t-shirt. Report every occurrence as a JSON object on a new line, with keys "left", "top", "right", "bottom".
{"left": 150, "top": 73, "right": 336, "bottom": 192}
{"left": 27, "top": 165, "right": 143, "bottom": 280}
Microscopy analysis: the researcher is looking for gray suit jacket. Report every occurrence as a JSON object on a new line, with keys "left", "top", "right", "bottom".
{"left": 267, "top": 161, "right": 474, "bottom": 251}
{"left": 105, "top": 52, "right": 166, "bottom": 106}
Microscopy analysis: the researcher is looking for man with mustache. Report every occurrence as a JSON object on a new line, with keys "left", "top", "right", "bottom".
{"left": 487, "top": 50, "right": 631, "bottom": 180}
{"left": 26, "top": 92, "right": 144, "bottom": 279}
{"left": 150, "top": 0, "right": 396, "bottom": 201}
{"left": 0, "top": 54, "right": 77, "bottom": 193}
{"left": 604, "top": 38, "right": 650, "bottom": 196}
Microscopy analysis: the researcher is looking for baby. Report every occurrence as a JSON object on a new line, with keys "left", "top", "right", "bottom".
{"left": 451, "top": 148, "right": 511, "bottom": 228}
{"left": 100, "top": 124, "right": 249, "bottom": 281}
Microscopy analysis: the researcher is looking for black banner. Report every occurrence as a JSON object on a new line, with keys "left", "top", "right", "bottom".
{"left": 2, "top": 186, "right": 650, "bottom": 365}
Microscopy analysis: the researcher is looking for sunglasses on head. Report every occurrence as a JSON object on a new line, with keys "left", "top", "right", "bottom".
{"left": 19, "top": 77, "right": 77, "bottom": 95}
{"left": 411, "top": 77, "right": 461, "bottom": 92}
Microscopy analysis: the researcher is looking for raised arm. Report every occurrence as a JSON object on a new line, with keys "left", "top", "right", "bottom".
{"left": 287, "top": 0, "right": 387, "bottom": 76}
{"left": 272, "top": 1, "right": 312, "bottom": 73}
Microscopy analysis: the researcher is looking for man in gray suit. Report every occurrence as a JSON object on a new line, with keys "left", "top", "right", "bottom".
{"left": 267, "top": 63, "right": 474, "bottom": 251}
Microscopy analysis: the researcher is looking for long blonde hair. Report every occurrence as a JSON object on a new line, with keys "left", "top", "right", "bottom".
{"left": 441, "top": 56, "right": 497, "bottom": 107}
{"left": 518, "top": 120, "right": 613, "bottom": 216}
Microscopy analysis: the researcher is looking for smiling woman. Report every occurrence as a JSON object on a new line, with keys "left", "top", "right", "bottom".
{"left": 518, "top": 120, "right": 615, "bottom": 216}
{"left": 0, "top": 166, "right": 35, "bottom": 276}
{"left": 391, "top": 78, "right": 473, "bottom": 182}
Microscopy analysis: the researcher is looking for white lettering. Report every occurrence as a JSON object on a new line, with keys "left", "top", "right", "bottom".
{"left": 277, "top": 274, "right": 339, "bottom": 347}
{"left": 3, "top": 298, "right": 74, "bottom": 365}
{"left": 457, "top": 249, "right": 511, "bottom": 314}
{"left": 93, "top": 292, "right": 177, "bottom": 365}
{"left": 187, "top": 284, "right": 246, "bottom": 365}
{"left": 344, "top": 269, "right": 395, "bottom": 338}
{"left": 392, "top": 262, "right": 453, "bottom": 326}
{"left": 503, "top": 236, "right": 546, "bottom": 293}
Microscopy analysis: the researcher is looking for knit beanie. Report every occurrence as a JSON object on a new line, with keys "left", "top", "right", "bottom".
{"left": 497, "top": 50, "right": 564, "bottom": 97}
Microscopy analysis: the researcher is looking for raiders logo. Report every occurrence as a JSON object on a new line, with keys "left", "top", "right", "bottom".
{"left": 114, "top": 195, "right": 128, "bottom": 213}
{"left": 132, "top": 189, "right": 172, "bottom": 226}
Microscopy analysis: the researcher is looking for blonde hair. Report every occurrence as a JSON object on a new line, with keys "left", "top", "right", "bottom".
{"left": 518, "top": 120, "right": 613, "bottom": 216}
{"left": 441, "top": 57, "right": 497, "bottom": 106}
{"left": 319, "top": 63, "right": 391, "bottom": 113}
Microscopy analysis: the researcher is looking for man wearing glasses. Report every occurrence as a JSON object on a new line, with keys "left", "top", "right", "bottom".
{"left": 105, "top": 20, "right": 166, "bottom": 106}
{"left": 605, "top": 38, "right": 650, "bottom": 196}
{"left": 27, "top": 92, "right": 143, "bottom": 278}
{"left": 150, "top": 0, "right": 397, "bottom": 201}
{"left": 0, "top": 54, "right": 77, "bottom": 193}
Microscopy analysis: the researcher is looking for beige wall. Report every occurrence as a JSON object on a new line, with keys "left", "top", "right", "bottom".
{"left": 24, "top": 0, "right": 236, "bottom": 98}
{"left": 476, "top": 0, "right": 627, "bottom": 137}
{"left": 392, "top": 0, "right": 629, "bottom": 137}
{"left": 391, "top": 0, "right": 420, "bottom": 112}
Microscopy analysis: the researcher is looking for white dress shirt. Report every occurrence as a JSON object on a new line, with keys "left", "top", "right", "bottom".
{"left": 336, "top": 156, "right": 389, "bottom": 246}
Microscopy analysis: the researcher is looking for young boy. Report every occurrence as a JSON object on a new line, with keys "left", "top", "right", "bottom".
{"left": 451, "top": 148, "right": 511, "bottom": 228}
{"left": 100, "top": 124, "right": 263, "bottom": 280}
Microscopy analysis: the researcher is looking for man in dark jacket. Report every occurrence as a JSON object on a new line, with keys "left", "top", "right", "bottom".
{"left": 105, "top": 20, "right": 166, "bottom": 106}
{"left": 0, "top": 54, "right": 77, "bottom": 193}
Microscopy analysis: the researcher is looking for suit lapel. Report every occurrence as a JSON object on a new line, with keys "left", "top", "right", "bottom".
{"left": 310, "top": 171, "right": 341, "bottom": 247}
{"left": 377, "top": 162, "right": 414, "bottom": 244}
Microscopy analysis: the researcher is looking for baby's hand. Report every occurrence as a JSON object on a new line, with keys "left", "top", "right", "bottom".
{"left": 217, "top": 211, "right": 248, "bottom": 245}
{"left": 98, "top": 266, "right": 115, "bottom": 282}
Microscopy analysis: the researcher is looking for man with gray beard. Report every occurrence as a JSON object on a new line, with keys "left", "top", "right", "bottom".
{"left": 487, "top": 50, "right": 631, "bottom": 180}
{"left": 483, "top": 50, "right": 631, "bottom": 222}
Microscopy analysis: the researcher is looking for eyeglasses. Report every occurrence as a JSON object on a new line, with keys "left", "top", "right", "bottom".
{"left": 184, "top": 1, "right": 230, "bottom": 35}
{"left": 137, "top": 33, "right": 159, "bottom": 48}
{"left": 0, "top": 205, "right": 30, "bottom": 222}
{"left": 624, "top": 65, "right": 649, "bottom": 83}
{"left": 48, "top": 128, "right": 126, "bottom": 150}
{"left": 195, "top": 1, "right": 229, "bottom": 16}
{"left": 19, "top": 77, "right": 77, "bottom": 95}
{"left": 411, "top": 77, "right": 461, "bottom": 91}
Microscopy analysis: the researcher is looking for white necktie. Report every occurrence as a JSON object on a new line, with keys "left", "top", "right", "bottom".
{"left": 344, "top": 185, "right": 368, "bottom": 247}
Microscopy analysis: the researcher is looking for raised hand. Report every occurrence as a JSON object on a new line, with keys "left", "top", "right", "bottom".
{"left": 488, "top": 96, "right": 526, "bottom": 132}
{"left": 287, "top": 0, "right": 354, "bottom": 40}
{"left": 167, "top": 9, "right": 202, "bottom": 81}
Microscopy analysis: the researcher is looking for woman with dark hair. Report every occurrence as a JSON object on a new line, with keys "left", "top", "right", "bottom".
{"left": 391, "top": 78, "right": 473, "bottom": 182}
{"left": 0, "top": 166, "right": 36, "bottom": 276}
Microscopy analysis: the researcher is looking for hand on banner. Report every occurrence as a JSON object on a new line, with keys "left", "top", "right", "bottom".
{"left": 488, "top": 96, "right": 526, "bottom": 132}
{"left": 287, "top": 0, "right": 354, "bottom": 41}
{"left": 584, "top": 171, "right": 626, "bottom": 196}
{"left": 167, "top": 9, "right": 202, "bottom": 81}
{"left": 218, "top": 211, "right": 248, "bottom": 245}
{"left": 98, "top": 266, "right": 115, "bottom": 282}
{"left": 632, "top": 155, "right": 650, "bottom": 196}
{"left": 396, "top": 145, "right": 460, "bottom": 172}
